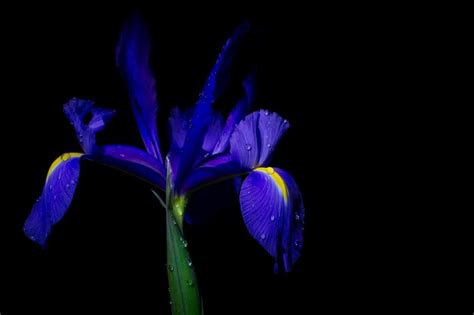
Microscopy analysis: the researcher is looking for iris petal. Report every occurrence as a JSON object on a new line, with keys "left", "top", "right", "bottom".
{"left": 116, "top": 13, "right": 163, "bottom": 164}
{"left": 63, "top": 98, "right": 115, "bottom": 154}
{"left": 93, "top": 144, "right": 166, "bottom": 189}
{"left": 182, "top": 154, "right": 243, "bottom": 193}
{"left": 239, "top": 167, "right": 304, "bottom": 272}
{"left": 230, "top": 110, "right": 289, "bottom": 169}
{"left": 24, "top": 153, "right": 82, "bottom": 246}
{"left": 213, "top": 71, "right": 256, "bottom": 154}
{"left": 173, "top": 22, "right": 250, "bottom": 192}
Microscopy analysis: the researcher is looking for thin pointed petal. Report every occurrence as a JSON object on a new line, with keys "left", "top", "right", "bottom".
{"left": 116, "top": 13, "right": 163, "bottom": 164}
{"left": 174, "top": 22, "right": 250, "bottom": 191}
{"left": 213, "top": 71, "right": 256, "bottom": 154}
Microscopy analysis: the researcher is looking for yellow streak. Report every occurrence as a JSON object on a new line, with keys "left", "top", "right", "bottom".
{"left": 254, "top": 167, "right": 288, "bottom": 204}
{"left": 46, "top": 152, "right": 83, "bottom": 179}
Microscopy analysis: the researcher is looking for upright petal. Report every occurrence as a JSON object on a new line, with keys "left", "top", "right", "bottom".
{"left": 116, "top": 14, "right": 163, "bottom": 164}
{"left": 202, "top": 113, "right": 224, "bottom": 153}
{"left": 168, "top": 106, "right": 193, "bottom": 150}
{"left": 213, "top": 71, "right": 256, "bottom": 154}
{"left": 24, "top": 153, "right": 83, "bottom": 246}
{"left": 173, "top": 22, "right": 250, "bottom": 192}
{"left": 239, "top": 167, "right": 304, "bottom": 272}
{"left": 230, "top": 110, "right": 289, "bottom": 169}
{"left": 63, "top": 98, "right": 116, "bottom": 154}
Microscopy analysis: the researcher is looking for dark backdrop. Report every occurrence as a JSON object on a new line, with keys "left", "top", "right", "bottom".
{"left": 0, "top": 3, "right": 406, "bottom": 314}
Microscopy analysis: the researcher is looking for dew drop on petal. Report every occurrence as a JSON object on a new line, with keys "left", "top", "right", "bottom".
{"left": 186, "top": 279, "right": 194, "bottom": 286}
{"left": 70, "top": 179, "right": 75, "bottom": 185}
{"left": 119, "top": 153, "right": 125, "bottom": 158}
{"left": 168, "top": 265, "right": 174, "bottom": 272}
{"left": 295, "top": 213, "right": 300, "bottom": 221}
{"left": 266, "top": 144, "right": 272, "bottom": 149}
{"left": 264, "top": 109, "right": 269, "bottom": 116}
{"left": 260, "top": 233, "right": 266, "bottom": 240}
{"left": 66, "top": 184, "right": 70, "bottom": 188}
{"left": 245, "top": 144, "right": 252, "bottom": 151}
{"left": 270, "top": 215, "right": 275, "bottom": 222}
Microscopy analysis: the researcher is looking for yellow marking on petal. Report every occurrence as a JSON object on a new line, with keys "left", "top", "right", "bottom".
{"left": 254, "top": 167, "right": 288, "bottom": 204}
{"left": 46, "top": 152, "right": 83, "bottom": 179}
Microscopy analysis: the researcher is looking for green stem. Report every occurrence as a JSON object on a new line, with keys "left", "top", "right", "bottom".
{"left": 165, "top": 196, "right": 202, "bottom": 315}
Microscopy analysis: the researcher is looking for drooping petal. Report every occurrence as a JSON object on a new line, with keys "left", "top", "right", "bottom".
{"left": 230, "top": 110, "right": 289, "bottom": 169}
{"left": 239, "top": 167, "right": 304, "bottom": 272}
{"left": 116, "top": 13, "right": 163, "bottom": 164}
{"left": 24, "top": 153, "right": 83, "bottom": 246}
{"left": 91, "top": 144, "right": 166, "bottom": 189}
{"left": 63, "top": 98, "right": 116, "bottom": 154}
{"left": 173, "top": 22, "right": 250, "bottom": 192}
{"left": 213, "top": 71, "right": 256, "bottom": 154}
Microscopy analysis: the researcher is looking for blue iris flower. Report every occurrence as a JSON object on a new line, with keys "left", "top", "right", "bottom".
{"left": 24, "top": 15, "right": 304, "bottom": 278}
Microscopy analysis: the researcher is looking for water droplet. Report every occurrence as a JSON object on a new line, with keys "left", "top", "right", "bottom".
{"left": 270, "top": 215, "right": 275, "bottom": 222}
{"left": 66, "top": 184, "right": 70, "bottom": 188}
{"left": 245, "top": 144, "right": 252, "bottom": 151}
{"left": 70, "top": 179, "right": 75, "bottom": 184}
{"left": 264, "top": 109, "right": 269, "bottom": 116}
{"left": 186, "top": 257, "right": 193, "bottom": 267}
{"left": 186, "top": 279, "right": 194, "bottom": 286}
{"left": 283, "top": 119, "right": 288, "bottom": 124}
{"left": 168, "top": 265, "right": 174, "bottom": 272}
{"left": 119, "top": 153, "right": 125, "bottom": 158}
{"left": 266, "top": 144, "right": 272, "bottom": 149}
{"left": 260, "top": 233, "right": 266, "bottom": 240}
{"left": 295, "top": 213, "right": 300, "bottom": 221}
{"left": 36, "top": 198, "right": 41, "bottom": 203}
{"left": 295, "top": 240, "right": 301, "bottom": 248}
{"left": 182, "top": 239, "right": 188, "bottom": 247}
{"left": 204, "top": 152, "right": 209, "bottom": 158}
{"left": 49, "top": 185, "right": 53, "bottom": 191}
{"left": 169, "top": 300, "right": 173, "bottom": 305}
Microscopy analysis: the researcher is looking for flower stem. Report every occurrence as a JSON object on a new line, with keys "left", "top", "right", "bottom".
{"left": 165, "top": 196, "right": 202, "bottom": 315}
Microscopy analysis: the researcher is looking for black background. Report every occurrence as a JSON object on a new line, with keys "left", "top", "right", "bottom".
{"left": 0, "top": 3, "right": 421, "bottom": 314}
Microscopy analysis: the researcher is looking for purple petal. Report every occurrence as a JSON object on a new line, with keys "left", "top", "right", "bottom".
{"left": 92, "top": 144, "right": 166, "bottom": 189}
{"left": 182, "top": 154, "right": 244, "bottom": 193}
{"left": 24, "top": 153, "right": 82, "bottom": 246}
{"left": 202, "top": 113, "right": 224, "bottom": 152}
{"left": 168, "top": 106, "right": 193, "bottom": 150}
{"left": 63, "top": 98, "right": 116, "bottom": 154}
{"left": 174, "top": 22, "right": 250, "bottom": 192}
{"left": 230, "top": 110, "right": 289, "bottom": 169}
{"left": 239, "top": 167, "right": 304, "bottom": 272}
{"left": 116, "top": 14, "right": 164, "bottom": 164}
{"left": 213, "top": 71, "right": 256, "bottom": 154}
